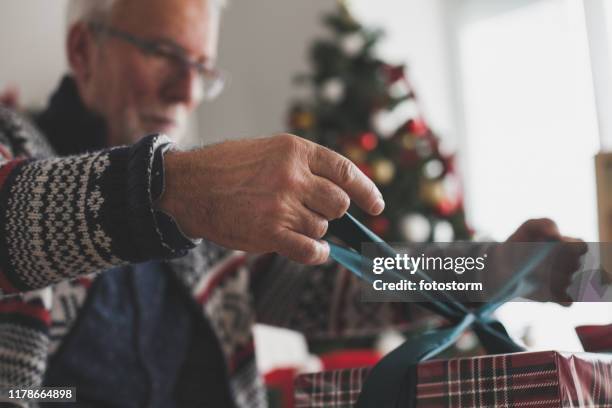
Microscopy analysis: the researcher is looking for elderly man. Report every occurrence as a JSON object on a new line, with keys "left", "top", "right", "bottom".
{"left": 0, "top": 0, "right": 584, "bottom": 406}
{"left": 0, "top": 0, "right": 385, "bottom": 405}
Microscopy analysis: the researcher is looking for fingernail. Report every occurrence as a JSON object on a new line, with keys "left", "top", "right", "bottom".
{"left": 318, "top": 240, "right": 330, "bottom": 264}
{"left": 372, "top": 198, "right": 385, "bottom": 214}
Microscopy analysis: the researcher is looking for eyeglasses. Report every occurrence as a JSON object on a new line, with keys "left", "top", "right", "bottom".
{"left": 89, "top": 21, "right": 226, "bottom": 101}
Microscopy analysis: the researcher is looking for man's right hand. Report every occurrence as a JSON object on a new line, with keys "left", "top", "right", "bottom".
{"left": 156, "top": 134, "right": 385, "bottom": 264}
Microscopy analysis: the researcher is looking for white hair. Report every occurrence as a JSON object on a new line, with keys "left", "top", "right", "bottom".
{"left": 66, "top": 0, "right": 226, "bottom": 30}
{"left": 66, "top": 0, "right": 116, "bottom": 29}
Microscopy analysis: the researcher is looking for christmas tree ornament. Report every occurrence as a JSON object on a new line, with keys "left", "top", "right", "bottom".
{"left": 371, "top": 110, "right": 397, "bottom": 138}
{"left": 359, "top": 132, "right": 378, "bottom": 151}
{"left": 372, "top": 159, "right": 395, "bottom": 185}
{"left": 407, "top": 118, "right": 428, "bottom": 136}
{"left": 340, "top": 33, "right": 365, "bottom": 56}
{"left": 396, "top": 99, "right": 420, "bottom": 119}
{"left": 436, "top": 199, "right": 457, "bottom": 216}
{"left": 343, "top": 144, "right": 367, "bottom": 163}
{"left": 415, "top": 138, "right": 433, "bottom": 158}
{"left": 420, "top": 180, "right": 445, "bottom": 206}
{"left": 433, "top": 220, "right": 454, "bottom": 242}
{"left": 423, "top": 159, "right": 444, "bottom": 180}
{"left": 388, "top": 81, "right": 411, "bottom": 99}
{"left": 374, "top": 100, "right": 419, "bottom": 139}
{"left": 291, "top": 111, "right": 315, "bottom": 130}
{"left": 400, "top": 213, "right": 431, "bottom": 242}
{"left": 368, "top": 216, "right": 390, "bottom": 236}
{"left": 320, "top": 78, "right": 345, "bottom": 103}
{"left": 400, "top": 132, "right": 416, "bottom": 150}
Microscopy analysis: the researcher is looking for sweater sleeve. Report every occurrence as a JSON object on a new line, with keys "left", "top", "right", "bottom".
{"left": 0, "top": 107, "right": 197, "bottom": 295}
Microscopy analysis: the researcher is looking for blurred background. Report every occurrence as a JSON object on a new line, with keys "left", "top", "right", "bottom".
{"left": 2, "top": 0, "right": 612, "bottom": 394}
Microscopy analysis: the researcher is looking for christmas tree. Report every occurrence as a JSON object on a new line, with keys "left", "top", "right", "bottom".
{"left": 288, "top": 2, "right": 472, "bottom": 243}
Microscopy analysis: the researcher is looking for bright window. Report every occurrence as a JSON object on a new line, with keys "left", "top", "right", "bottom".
{"left": 452, "top": 0, "right": 612, "bottom": 350}
{"left": 455, "top": 0, "right": 599, "bottom": 242}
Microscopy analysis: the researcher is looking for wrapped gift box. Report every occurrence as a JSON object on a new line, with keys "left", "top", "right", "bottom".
{"left": 576, "top": 324, "right": 612, "bottom": 353}
{"left": 295, "top": 351, "right": 612, "bottom": 407}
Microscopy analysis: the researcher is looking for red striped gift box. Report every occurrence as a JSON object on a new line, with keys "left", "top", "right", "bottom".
{"left": 576, "top": 325, "right": 612, "bottom": 353}
{"left": 294, "top": 351, "right": 612, "bottom": 407}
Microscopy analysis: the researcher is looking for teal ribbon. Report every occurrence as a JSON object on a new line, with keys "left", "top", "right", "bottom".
{"left": 325, "top": 213, "right": 556, "bottom": 408}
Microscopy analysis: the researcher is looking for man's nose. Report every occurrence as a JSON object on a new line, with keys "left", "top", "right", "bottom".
{"left": 162, "top": 67, "right": 203, "bottom": 109}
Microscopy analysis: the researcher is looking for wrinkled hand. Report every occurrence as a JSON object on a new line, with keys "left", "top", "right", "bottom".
{"left": 504, "top": 218, "right": 587, "bottom": 305}
{"left": 157, "top": 134, "right": 384, "bottom": 264}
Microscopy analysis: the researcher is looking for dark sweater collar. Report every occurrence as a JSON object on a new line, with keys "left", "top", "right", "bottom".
{"left": 35, "top": 76, "right": 108, "bottom": 156}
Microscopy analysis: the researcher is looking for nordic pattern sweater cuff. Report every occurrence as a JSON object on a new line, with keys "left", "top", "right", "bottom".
{"left": 0, "top": 134, "right": 197, "bottom": 294}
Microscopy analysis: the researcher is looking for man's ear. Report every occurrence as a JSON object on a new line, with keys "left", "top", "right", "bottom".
{"left": 67, "top": 23, "right": 95, "bottom": 84}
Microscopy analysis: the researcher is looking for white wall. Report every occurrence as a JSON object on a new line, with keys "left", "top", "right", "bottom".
{"left": 196, "top": 0, "right": 456, "bottom": 147}
{"left": 0, "top": 0, "right": 68, "bottom": 108}
{"left": 196, "top": 0, "right": 331, "bottom": 144}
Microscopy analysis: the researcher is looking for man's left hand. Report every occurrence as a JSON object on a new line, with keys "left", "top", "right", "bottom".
{"left": 505, "top": 218, "right": 587, "bottom": 305}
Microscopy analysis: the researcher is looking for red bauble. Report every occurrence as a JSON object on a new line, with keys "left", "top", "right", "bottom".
{"left": 359, "top": 132, "right": 378, "bottom": 151}
{"left": 436, "top": 199, "right": 458, "bottom": 216}
{"left": 369, "top": 216, "right": 390, "bottom": 236}
{"left": 406, "top": 118, "right": 428, "bottom": 136}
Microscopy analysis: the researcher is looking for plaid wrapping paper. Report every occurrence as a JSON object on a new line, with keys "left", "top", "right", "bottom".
{"left": 576, "top": 325, "right": 612, "bottom": 352}
{"left": 295, "top": 351, "right": 612, "bottom": 407}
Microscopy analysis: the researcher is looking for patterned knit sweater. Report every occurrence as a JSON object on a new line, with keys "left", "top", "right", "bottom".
{"left": 0, "top": 102, "right": 413, "bottom": 407}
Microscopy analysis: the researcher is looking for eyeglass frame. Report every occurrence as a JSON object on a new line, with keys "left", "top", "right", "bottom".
{"left": 88, "top": 21, "right": 226, "bottom": 100}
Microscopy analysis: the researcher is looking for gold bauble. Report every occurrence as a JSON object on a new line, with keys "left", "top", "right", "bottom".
{"left": 344, "top": 145, "right": 367, "bottom": 163}
{"left": 295, "top": 112, "right": 314, "bottom": 129}
{"left": 401, "top": 133, "right": 416, "bottom": 150}
{"left": 372, "top": 159, "right": 395, "bottom": 185}
{"left": 420, "top": 180, "right": 445, "bottom": 206}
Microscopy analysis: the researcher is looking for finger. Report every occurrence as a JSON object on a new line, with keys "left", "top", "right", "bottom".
{"left": 309, "top": 146, "right": 384, "bottom": 216}
{"left": 560, "top": 237, "right": 588, "bottom": 255}
{"left": 275, "top": 229, "right": 330, "bottom": 265}
{"left": 303, "top": 175, "right": 350, "bottom": 220}
{"left": 525, "top": 218, "right": 561, "bottom": 241}
{"left": 555, "top": 238, "right": 586, "bottom": 276}
{"left": 553, "top": 288, "right": 573, "bottom": 306}
{"left": 290, "top": 205, "right": 329, "bottom": 240}
{"left": 510, "top": 218, "right": 561, "bottom": 242}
